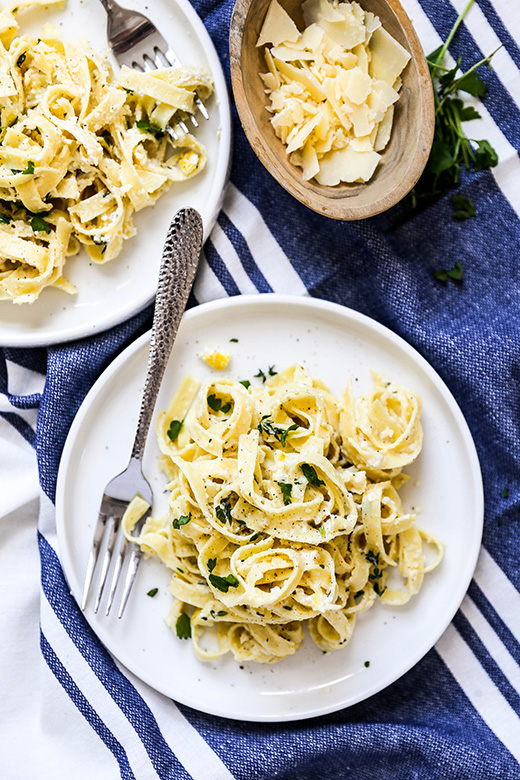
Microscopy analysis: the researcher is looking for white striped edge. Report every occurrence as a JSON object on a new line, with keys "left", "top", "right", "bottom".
{"left": 222, "top": 183, "right": 308, "bottom": 296}
{"left": 436, "top": 623, "right": 520, "bottom": 763}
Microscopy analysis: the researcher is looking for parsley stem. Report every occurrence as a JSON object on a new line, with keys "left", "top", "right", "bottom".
{"left": 436, "top": 45, "right": 503, "bottom": 115}
{"left": 433, "top": 0, "right": 476, "bottom": 72}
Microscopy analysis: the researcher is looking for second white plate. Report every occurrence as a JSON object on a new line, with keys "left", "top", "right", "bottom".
{"left": 55, "top": 295, "right": 483, "bottom": 721}
{"left": 0, "top": 0, "right": 231, "bottom": 347}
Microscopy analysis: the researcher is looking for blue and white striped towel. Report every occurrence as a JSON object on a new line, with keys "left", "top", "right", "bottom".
{"left": 1, "top": 0, "right": 520, "bottom": 777}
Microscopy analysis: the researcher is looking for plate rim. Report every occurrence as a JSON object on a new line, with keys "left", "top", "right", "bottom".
{"left": 55, "top": 293, "right": 484, "bottom": 721}
{"left": 0, "top": 0, "right": 232, "bottom": 348}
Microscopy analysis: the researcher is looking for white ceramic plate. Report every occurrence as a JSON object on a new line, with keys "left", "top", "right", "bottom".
{"left": 0, "top": 0, "right": 231, "bottom": 347}
{"left": 56, "top": 295, "right": 483, "bottom": 721}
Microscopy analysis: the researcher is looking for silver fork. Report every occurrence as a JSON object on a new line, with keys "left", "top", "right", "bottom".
{"left": 98, "top": 0, "right": 209, "bottom": 140}
{"left": 81, "top": 208, "right": 203, "bottom": 619}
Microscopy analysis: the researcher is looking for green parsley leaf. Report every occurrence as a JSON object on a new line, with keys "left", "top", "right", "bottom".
{"left": 209, "top": 572, "right": 239, "bottom": 593}
{"left": 215, "top": 496, "right": 233, "bottom": 524}
{"left": 147, "top": 587, "right": 158, "bottom": 597}
{"left": 364, "top": 661, "right": 370, "bottom": 668}
{"left": 0, "top": 213, "right": 11, "bottom": 224}
{"left": 175, "top": 612, "right": 191, "bottom": 639}
{"left": 474, "top": 139, "right": 499, "bottom": 171}
{"left": 258, "top": 415, "right": 298, "bottom": 447}
{"left": 451, "top": 195, "right": 475, "bottom": 220}
{"left": 207, "top": 558, "right": 217, "bottom": 572}
{"left": 300, "top": 463, "right": 325, "bottom": 487}
{"left": 172, "top": 513, "right": 191, "bottom": 529}
{"left": 433, "top": 261, "right": 464, "bottom": 283}
{"left": 277, "top": 481, "right": 293, "bottom": 506}
{"left": 458, "top": 105, "right": 481, "bottom": 122}
{"left": 502, "top": 487, "right": 509, "bottom": 499}
{"left": 229, "top": 338, "right": 239, "bottom": 343}
{"left": 255, "top": 368, "right": 267, "bottom": 383}
{"left": 16, "top": 52, "right": 26, "bottom": 67}
{"left": 207, "top": 394, "right": 222, "bottom": 412}
{"left": 31, "top": 216, "right": 51, "bottom": 233}
{"left": 167, "top": 418, "right": 183, "bottom": 443}
{"left": 268, "top": 365, "right": 277, "bottom": 376}
{"left": 239, "top": 380, "right": 251, "bottom": 389}
{"left": 136, "top": 119, "right": 164, "bottom": 138}
{"left": 22, "top": 160, "right": 35, "bottom": 175}
{"left": 456, "top": 69, "right": 488, "bottom": 97}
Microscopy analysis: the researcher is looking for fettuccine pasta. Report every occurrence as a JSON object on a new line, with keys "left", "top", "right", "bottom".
{"left": 124, "top": 365, "right": 443, "bottom": 664}
{"left": 0, "top": 0, "right": 212, "bottom": 303}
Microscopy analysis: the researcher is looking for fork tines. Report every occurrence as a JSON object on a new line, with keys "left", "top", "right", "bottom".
{"left": 81, "top": 496, "right": 150, "bottom": 618}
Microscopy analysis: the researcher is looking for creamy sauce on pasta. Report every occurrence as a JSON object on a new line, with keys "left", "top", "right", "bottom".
{"left": 123, "top": 365, "right": 443, "bottom": 665}
{"left": 0, "top": 0, "right": 212, "bottom": 303}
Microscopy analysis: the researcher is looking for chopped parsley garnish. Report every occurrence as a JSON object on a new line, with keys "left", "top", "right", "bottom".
{"left": 31, "top": 216, "right": 51, "bottom": 233}
{"left": 209, "top": 572, "right": 239, "bottom": 593}
{"left": 175, "top": 612, "right": 191, "bottom": 639}
{"left": 172, "top": 513, "right": 191, "bottom": 529}
{"left": 364, "top": 661, "right": 370, "bottom": 668}
{"left": 207, "top": 558, "right": 217, "bottom": 572}
{"left": 277, "top": 481, "right": 293, "bottom": 505}
{"left": 147, "top": 587, "right": 158, "bottom": 597}
{"left": 258, "top": 415, "right": 298, "bottom": 447}
{"left": 229, "top": 338, "right": 238, "bottom": 343}
{"left": 101, "top": 134, "right": 112, "bottom": 146}
{"left": 215, "top": 496, "right": 233, "bottom": 524}
{"left": 0, "top": 213, "right": 11, "bottom": 224}
{"left": 16, "top": 52, "right": 26, "bottom": 67}
{"left": 502, "top": 487, "right": 509, "bottom": 499}
{"left": 136, "top": 119, "right": 164, "bottom": 138}
{"left": 451, "top": 194, "right": 475, "bottom": 220}
{"left": 249, "top": 531, "right": 264, "bottom": 543}
{"left": 22, "top": 160, "right": 35, "bottom": 175}
{"left": 167, "top": 418, "right": 183, "bottom": 442}
{"left": 410, "top": 0, "right": 500, "bottom": 218}
{"left": 255, "top": 368, "right": 267, "bottom": 383}
{"left": 433, "top": 261, "right": 463, "bottom": 283}
{"left": 300, "top": 463, "right": 325, "bottom": 487}
{"left": 207, "top": 394, "right": 231, "bottom": 414}
{"left": 365, "top": 550, "right": 386, "bottom": 596}
{"left": 239, "top": 380, "right": 251, "bottom": 389}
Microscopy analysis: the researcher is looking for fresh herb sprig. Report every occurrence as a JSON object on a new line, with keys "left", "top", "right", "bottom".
{"left": 410, "top": 0, "right": 500, "bottom": 219}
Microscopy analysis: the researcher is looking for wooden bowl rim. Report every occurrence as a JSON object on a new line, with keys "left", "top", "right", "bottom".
{"left": 229, "top": 0, "right": 434, "bottom": 220}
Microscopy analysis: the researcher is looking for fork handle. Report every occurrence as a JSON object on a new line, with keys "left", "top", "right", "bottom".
{"left": 131, "top": 208, "right": 203, "bottom": 461}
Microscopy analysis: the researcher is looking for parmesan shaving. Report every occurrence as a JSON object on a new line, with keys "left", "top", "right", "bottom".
{"left": 257, "top": 0, "right": 411, "bottom": 185}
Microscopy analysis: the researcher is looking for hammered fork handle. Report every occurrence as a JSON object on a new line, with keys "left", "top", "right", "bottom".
{"left": 130, "top": 208, "right": 203, "bottom": 461}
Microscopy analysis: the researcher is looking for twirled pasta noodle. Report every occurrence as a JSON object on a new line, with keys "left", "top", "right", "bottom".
{"left": 123, "top": 365, "right": 443, "bottom": 664}
{"left": 0, "top": 0, "right": 212, "bottom": 303}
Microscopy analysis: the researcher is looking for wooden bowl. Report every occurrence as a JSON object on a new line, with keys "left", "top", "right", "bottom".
{"left": 229, "top": 0, "right": 434, "bottom": 220}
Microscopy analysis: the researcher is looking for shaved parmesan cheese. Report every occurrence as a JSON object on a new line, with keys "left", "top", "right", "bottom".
{"left": 315, "top": 146, "right": 381, "bottom": 185}
{"left": 257, "top": 0, "right": 300, "bottom": 48}
{"left": 257, "top": 0, "right": 410, "bottom": 187}
{"left": 344, "top": 66, "right": 372, "bottom": 105}
{"left": 374, "top": 105, "right": 394, "bottom": 152}
{"left": 369, "top": 26, "right": 411, "bottom": 86}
